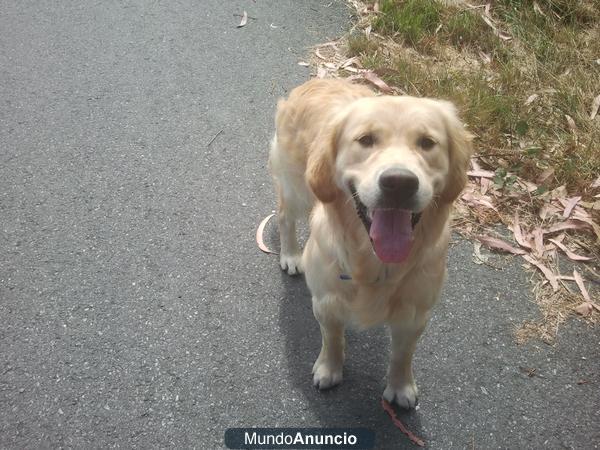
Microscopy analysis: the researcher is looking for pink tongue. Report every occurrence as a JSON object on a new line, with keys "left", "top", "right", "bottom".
{"left": 369, "top": 209, "right": 413, "bottom": 263}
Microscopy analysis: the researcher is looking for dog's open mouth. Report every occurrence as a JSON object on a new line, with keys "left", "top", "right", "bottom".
{"left": 350, "top": 185, "right": 421, "bottom": 264}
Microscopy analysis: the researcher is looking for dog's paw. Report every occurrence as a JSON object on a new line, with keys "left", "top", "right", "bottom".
{"left": 312, "top": 358, "right": 343, "bottom": 390}
{"left": 280, "top": 253, "right": 303, "bottom": 275}
{"left": 383, "top": 381, "right": 419, "bottom": 409}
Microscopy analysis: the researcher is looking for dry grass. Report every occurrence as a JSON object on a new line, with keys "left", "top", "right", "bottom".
{"left": 516, "top": 282, "right": 597, "bottom": 344}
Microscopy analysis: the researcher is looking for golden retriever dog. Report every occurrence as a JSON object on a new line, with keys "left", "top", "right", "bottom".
{"left": 269, "top": 78, "right": 472, "bottom": 408}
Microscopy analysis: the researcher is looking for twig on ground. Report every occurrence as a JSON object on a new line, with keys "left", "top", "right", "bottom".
{"left": 206, "top": 129, "right": 223, "bottom": 148}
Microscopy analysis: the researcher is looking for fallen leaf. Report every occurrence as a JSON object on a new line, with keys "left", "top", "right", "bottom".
{"left": 256, "top": 214, "right": 277, "bottom": 255}
{"left": 470, "top": 157, "right": 482, "bottom": 171}
{"left": 538, "top": 203, "right": 558, "bottom": 221}
{"left": 533, "top": 1, "right": 546, "bottom": 16}
{"left": 512, "top": 213, "right": 532, "bottom": 249}
{"left": 237, "top": 11, "right": 248, "bottom": 28}
{"left": 574, "top": 303, "right": 592, "bottom": 316}
{"left": 365, "top": 24, "right": 372, "bottom": 38}
{"left": 462, "top": 192, "right": 497, "bottom": 211}
{"left": 467, "top": 169, "right": 495, "bottom": 178}
{"left": 571, "top": 206, "right": 592, "bottom": 220}
{"left": 544, "top": 219, "right": 591, "bottom": 235}
{"left": 315, "top": 49, "right": 327, "bottom": 60}
{"left": 481, "top": 15, "right": 497, "bottom": 31}
{"left": 345, "top": 74, "right": 363, "bottom": 83}
{"left": 532, "top": 227, "right": 545, "bottom": 257}
{"left": 548, "top": 184, "right": 567, "bottom": 200}
{"left": 479, "top": 51, "right": 491, "bottom": 64}
{"left": 480, "top": 177, "right": 491, "bottom": 195}
{"left": 590, "top": 94, "right": 600, "bottom": 120}
{"left": 476, "top": 235, "right": 526, "bottom": 255}
{"left": 573, "top": 269, "right": 590, "bottom": 301}
{"left": 362, "top": 71, "right": 393, "bottom": 94}
{"left": 524, "top": 94, "right": 539, "bottom": 106}
{"left": 556, "top": 275, "right": 575, "bottom": 281}
{"left": 381, "top": 399, "right": 425, "bottom": 447}
{"left": 522, "top": 255, "right": 559, "bottom": 291}
{"left": 541, "top": 204, "right": 562, "bottom": 220}
{"left": 537, "top": 167, "right": 555, "bottom": 184}
{"left": 547, "top": 239, "right": 592, "bottom": 261}
{"left": 568, "top": 216, "right": 600, "bottom": 242}
{"left": 517, "top": 179, "right": 538, "bottom": 193}
{"left": 561, "top": 196, "right": 581, "bottom": 218}
{"left": 341, "top": 57, "right": 361, "bottom": 68}
{"left": 565, "top": 114, "right": 577, "bottom": 132}
{"left": 316, "top": 66, "right": 328, "bottom": 78}
{"left": 473, "top": 241, "right": 489, "bottom": 264}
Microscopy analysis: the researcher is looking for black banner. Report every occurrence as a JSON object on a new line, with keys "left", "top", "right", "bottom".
{"left": 224, "top": 428, "right": 375, "bottom": 449}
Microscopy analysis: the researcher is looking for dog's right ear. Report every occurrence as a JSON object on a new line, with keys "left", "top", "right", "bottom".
{"left": 306, "top": 113, "right": 345, "bottom": 203}
{"left": 437, "top": 100, "right": 474, "bottom": 204}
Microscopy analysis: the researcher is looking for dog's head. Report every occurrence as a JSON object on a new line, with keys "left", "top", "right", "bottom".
{"left": 306, "top": 95, "right": 472, "bottom": 264}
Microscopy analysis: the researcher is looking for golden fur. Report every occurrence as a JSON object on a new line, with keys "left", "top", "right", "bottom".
{"left": 269, "top": 78, "right": 472, "bottom": 408}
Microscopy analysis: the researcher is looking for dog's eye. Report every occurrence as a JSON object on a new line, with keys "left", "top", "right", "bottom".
{"left": 357, "top": 134, "right": 375, "bottom": 147}
{"left": 417, "top": 136, "right": 436, "bottom": 150}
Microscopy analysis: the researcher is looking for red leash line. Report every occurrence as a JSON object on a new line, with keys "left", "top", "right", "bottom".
{"left": 381, "top": 399, "right": 425, "bottom": 447}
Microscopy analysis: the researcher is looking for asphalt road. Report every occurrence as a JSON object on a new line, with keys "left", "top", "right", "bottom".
{"left": 1, "top": 1, "right": 598, "bottom": 448}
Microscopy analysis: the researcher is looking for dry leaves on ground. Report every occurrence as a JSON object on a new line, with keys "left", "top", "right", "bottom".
{"left": 463, "top": 161, "right": 599, "bottom": 337}
{"left": 237, "top": 11, "right": 248, "bottom": 28}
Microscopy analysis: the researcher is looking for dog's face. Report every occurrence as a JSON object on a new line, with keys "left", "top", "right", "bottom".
{"left": 307, "top": 96, "right": 472, "bottom": 264}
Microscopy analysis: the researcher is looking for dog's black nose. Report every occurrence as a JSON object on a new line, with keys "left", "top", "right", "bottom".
{"left": 379, "top": 168, "right": 419, "bottom": 197}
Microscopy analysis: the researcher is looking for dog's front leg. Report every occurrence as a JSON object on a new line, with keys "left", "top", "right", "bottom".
{"left": 311, "top": 296, "right": 345, "bottom": 390}
{"left": 383, "top": 321, "right": 426, "bottom": 409}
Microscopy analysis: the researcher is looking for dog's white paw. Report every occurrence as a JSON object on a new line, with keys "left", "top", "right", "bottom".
{"left": 312, "top": 358, "right": 343, "bottom": 390}
{"left": 280, "top": 253, "right": 303, "bottom": 275}
{"left": 383, "top": 381, "right": 419, "bottom": 409}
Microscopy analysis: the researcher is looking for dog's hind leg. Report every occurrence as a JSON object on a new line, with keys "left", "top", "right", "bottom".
{"left": 269, "top": 136, "right": 311, "bottom": 275}
{"left": 276, "top": 191, "right": 304, "bottom": 275}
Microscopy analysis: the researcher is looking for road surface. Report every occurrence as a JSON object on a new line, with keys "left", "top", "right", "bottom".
{"left": 1, "top": 1, "right": 598, "bottom": 448}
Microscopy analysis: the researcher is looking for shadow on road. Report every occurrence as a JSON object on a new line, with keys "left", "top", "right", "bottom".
{"left": 277, "top": 267, "right": 425, "bottom": 449}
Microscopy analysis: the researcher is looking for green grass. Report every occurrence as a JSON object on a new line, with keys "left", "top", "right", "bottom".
{"left": 374, "top": 0, "right": 443, "bottom": 46}
{"left": 355, "top": 0, "right": 600, "bottom": 193}
{"left": 346, "top": 34, "right": 380, "bottom": 57}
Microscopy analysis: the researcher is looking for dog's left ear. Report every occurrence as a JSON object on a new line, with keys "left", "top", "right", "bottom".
{"left": 438, "top": 101, "right": 474, "bottom": 203}
{"left": 306, "top": 112, "right": 346, "bottom": 203}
